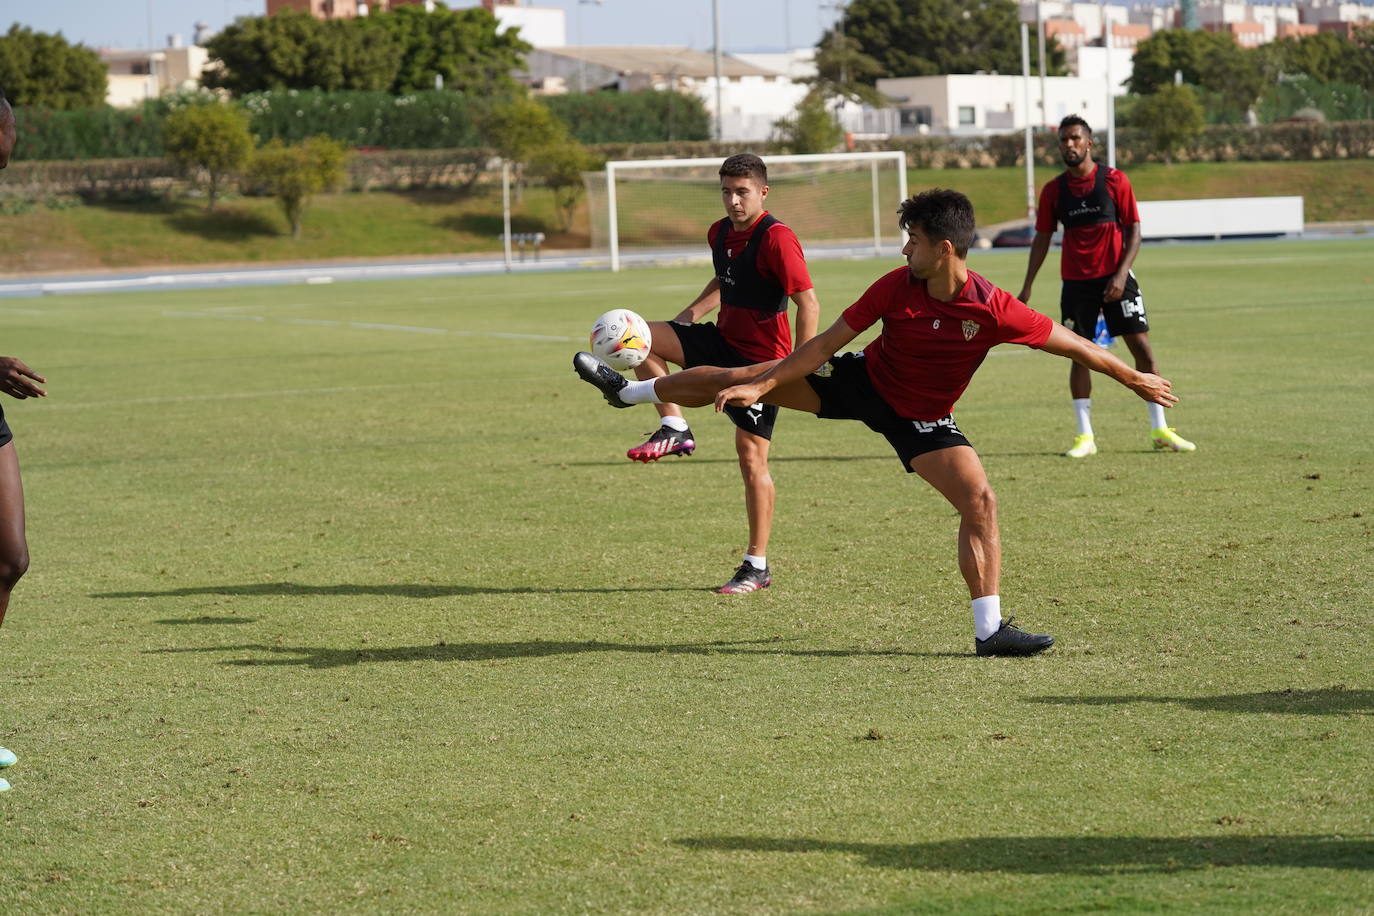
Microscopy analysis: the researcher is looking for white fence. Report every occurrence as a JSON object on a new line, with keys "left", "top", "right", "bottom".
{"left": 1138, "top": 196, "right": 1304, "bottom": 240}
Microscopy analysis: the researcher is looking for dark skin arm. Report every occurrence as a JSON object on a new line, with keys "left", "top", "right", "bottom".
{"left": 1104, "top": 221, "right": 1142, "bottom": 302}
{"left": 1017, "top": 230, "right": 1055, "bottom": 304}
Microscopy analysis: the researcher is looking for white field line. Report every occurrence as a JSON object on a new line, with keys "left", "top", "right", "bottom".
{"left": 163, "top": 309, "right": 577, "bottom": 342}
{"left": 42, "top": 383, "right": 422, "bottom": 411}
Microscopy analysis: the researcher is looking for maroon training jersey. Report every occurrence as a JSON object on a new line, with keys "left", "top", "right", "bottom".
{"left": 841, "top": 267, "right": 1054, "bottom": 420}
{"left": 1035, "top": 164, "right": 1140, "bottom": 281}
{"left": 706, "top": 212, "right": 814, "bottom": 363}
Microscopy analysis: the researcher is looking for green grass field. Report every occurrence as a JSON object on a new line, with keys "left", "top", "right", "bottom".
{"left": 1, "top": 239, "right": 1372, "bottom": 912}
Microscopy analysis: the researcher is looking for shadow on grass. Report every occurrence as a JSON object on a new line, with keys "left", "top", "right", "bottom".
{"left": 1028, "top": 687, "right": 1373, "bottom": 716}
{"left": 94, "top": 582, "right": 706, "bottom": 600}
{"left": 562, "top": 454, "right": 894, "bottom": 468}
{"left": 673, "top": 834, "right": 1374, "bottom": 873}
{"left": 165, "top": 205, "right": 279, "bottom": 241}
{"left": 440, "top": 212, "right": 545, "bottom": 236}
{"left": 146, "top": 638, "right": 966, "bottom": 668}
{"left": 155, "top": 615, "right": 257, "bottom": 625}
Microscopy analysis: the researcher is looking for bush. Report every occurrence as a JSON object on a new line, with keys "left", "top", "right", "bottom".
{"left": 240, "top": 89, "right": 483, "bottom": 148}
{"left": 542, "top": 90, "right": 710, "bottom": 143}
{"left": 162, "top": 104, "right": 254, "bottom": 209}
{"left": 1135, "top": 84, "right": 1206, "bottom": 164}
{"left": 246, "top": 136, "right": 350, "bottom": 237}
{"left": 772, "top": 91, "right": 844, "bottom": 154}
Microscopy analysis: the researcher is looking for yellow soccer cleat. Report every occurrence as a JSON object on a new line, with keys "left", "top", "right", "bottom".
{"left": 1065, "top": 433, "right": 1097, "bottom": 458}
{"left": 1151, "top": 427, "right": 1197, "bottom": 452}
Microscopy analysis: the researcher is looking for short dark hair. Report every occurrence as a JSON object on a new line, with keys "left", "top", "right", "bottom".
{"left": 719, "top": 153, "right": 767, "bottom": 184}
{"left": 1059, "top": 114, "right": 1091, "bottom": 135}
{"left": 898, "top": 189, "right": 976, "bottom": 258}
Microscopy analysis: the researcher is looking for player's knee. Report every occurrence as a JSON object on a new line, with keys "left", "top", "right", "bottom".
{"left": 966, "top": 484, "right": 997, "bottom": 525}
{"left": 0, "top": 546, "right": 29, "bottom": 590}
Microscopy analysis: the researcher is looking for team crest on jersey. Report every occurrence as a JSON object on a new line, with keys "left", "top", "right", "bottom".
{"left": 961, "top": 320, "right": 980, "bottom": 340}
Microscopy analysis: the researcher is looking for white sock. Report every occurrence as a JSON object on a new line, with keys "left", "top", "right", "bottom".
{"left": 972, "top": 595, "right": 1002, "bottom": 641}
{"left": 743, "top": 553, "right": 767, "bottom": 571}
{"left": 1147, "top": 402, "right": 1167, "bottom": 430}
{"left": 660, "top": 415, "right": 689, "bottom": 432}
{"left": 1073, "top": 398, "right": 1093, "bottom": 436}
{"left": 619, "top": 379, "right": 660, "bottom": 405}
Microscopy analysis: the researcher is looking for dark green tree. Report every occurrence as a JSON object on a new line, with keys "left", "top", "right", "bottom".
{"left": 773, "top": 89, "right": 845, "bottom": 154}
{"left": 0, "top": 24, "right": 107, "bottom": 110}
{"left": 825, "top": 0, "right": 1065, "bottom": 81}
{"left": 162, "top": 103, "right": 254, "bottom": 210}
{"left": 203, "top": 11, "right": 401, "bottom": 95}
{"left": 528, "top": 140, "right": 597, "bottom": 232}
{"left": 373, "top": 3, "right": 531, "bottom": 95}
{"left": 1129, "top": 29, "right": 1263, "bottom": 121}
{"left": 1135, "top": 83, "right": 1204, "bottom": 165}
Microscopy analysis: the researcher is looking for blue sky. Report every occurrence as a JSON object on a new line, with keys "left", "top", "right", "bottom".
{"left": 6, "top": 1, "right": 838, "bottom": 53}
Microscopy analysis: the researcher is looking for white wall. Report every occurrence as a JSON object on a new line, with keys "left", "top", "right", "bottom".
{"left": 493, "top": 5, "right": 566, "bottom": 47}
{"left": 878, "top": 73, "right": 1113, "bottom": 135}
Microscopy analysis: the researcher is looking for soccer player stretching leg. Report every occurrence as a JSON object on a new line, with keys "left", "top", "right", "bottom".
{"left": 624, "top": 154, "right": 820, "bottom": 594}
{"left": 0, "top": 89, "right": 46, "bottom": 788}
{"left": 575, "top": 189, "right": 1177, "bottom": 656}
{"left": 1018, "top": 114, "right": 1196, "bottom": 457}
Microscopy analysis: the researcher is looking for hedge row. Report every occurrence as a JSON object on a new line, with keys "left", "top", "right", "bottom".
{"left": 5, "top": 122, "right": 1373, "bottom": 202}
{"left": 11, "top": 89, "right": 710, "bottom": 161}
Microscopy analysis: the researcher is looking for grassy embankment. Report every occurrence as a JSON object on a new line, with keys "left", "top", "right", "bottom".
{"left": 1, "top": 159, "right": 1370, "bottom": 274}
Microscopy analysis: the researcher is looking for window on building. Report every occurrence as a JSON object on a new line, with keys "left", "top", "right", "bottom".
{"left": 957, "top": 106, "right": 976, "bottom": 126}
{"left": 899, "top": 106, "right": 932, "bottom": 130}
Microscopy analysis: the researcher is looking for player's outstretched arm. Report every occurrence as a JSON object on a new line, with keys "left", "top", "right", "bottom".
{"left": 1038, "top": 324, "right": 1177, "bottom": 407}
{"left": 671, "top": 277, "right": 722, "bottom": 324}
{"left": 1017, "top": 231, "right": 1055, "bottom": 303}
{"left": 715, "top": 316, "right": 859, "bottom": 411}
{"left": 0, "top": 357, "right": 46, "bottom": 400}
{"left": 790, "top": 288, "right": 821, "bottom": 346}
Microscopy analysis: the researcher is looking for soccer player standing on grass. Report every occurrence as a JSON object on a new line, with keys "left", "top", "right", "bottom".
{"left": 623, "top": 154, "right": 820, "bottom": 594}
{"left": 575, "top": 189, "right": 1179, "bottom": 656}
{"left": 0, "top": 89, "right": 47, "bottom": 790}
{"left": 1018, "top": 114, "right": 1195, "bottom": 458}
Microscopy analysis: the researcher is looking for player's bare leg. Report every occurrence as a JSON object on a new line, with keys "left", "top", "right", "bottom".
{"left": 0, "top": 442, "right": 29, "bottom": 786}
{"left": 910, "top": 445, "right": 1052, "bottom": 656}
{"left": 0, "top": 442, "right": 30, "bottom": 629}
{"left": 627, "top": 322, "right": 696, "bottom": 462}
{"left": 717, "top": 428, "right": 774, "bottom": 594}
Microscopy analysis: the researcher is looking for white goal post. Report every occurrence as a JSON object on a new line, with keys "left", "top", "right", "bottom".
{"left": 588, "top": 151, "right": 909, "bottom": 272}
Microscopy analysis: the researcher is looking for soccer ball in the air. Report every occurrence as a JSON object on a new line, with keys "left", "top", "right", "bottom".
{"left": 589, "top": 309, "right": 653, "bottom": 371}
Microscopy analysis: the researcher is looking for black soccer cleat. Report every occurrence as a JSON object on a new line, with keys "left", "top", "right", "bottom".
{"left": 573, "top": 351, "right": 631, "bottom": 408}
{"left": 715, "top": 563, "right": 771, "bottom": 595}
{"left": 975, "top": 618, "right": 1055, "bottom": 657}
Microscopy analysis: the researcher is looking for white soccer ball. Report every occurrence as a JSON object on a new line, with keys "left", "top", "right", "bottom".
{"left": 589, "top": 309, "right": 653, "bottom": 371}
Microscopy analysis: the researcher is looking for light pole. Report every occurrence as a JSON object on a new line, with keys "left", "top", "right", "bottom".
{"left": 577, "top": 0, "right": 604, "bottom": 93}
{"left": 712, "top": 0, "right": 723, "bottom": 141}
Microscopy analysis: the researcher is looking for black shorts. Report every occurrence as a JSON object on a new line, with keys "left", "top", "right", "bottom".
{"left": 1061, "top": 271, "right": 1149, "bottom": 339}
{"left": 669, "top": 321, "right": 779, "bottom": 440}
{"left": 0, "top": 406, "right": 10, "bottom": 449}
{"left": 805, "top": 352, "right": 971, "bottom": 472}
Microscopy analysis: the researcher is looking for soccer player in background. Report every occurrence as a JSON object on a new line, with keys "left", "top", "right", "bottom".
{"left": 621, "top": 154, "right": 820, "bottom": 594}
{"left": 1017, "top": 115, "right": 1196, "bottom": 458}
{"left": 0, "top": 88, "right": 47, "bottom": 789}
{"left": 575, "top": 189, "right": 1178, "bottom": 656}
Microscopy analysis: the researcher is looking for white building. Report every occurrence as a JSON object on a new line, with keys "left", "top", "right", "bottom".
{"left": 100, "top": 36, "right": 209, "bottom": 107}
{"left": 478, "top": 0, "right": 568, "bottom": 47}
{"left": 877, "top": 73, "right": 1116, "bottom": 135}
{"left": 523, "top": 46, "right": 808, "bottom": 141}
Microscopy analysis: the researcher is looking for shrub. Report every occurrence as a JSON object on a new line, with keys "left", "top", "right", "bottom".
{"left": 162, "top": 104, "right": 254, "bottom": 210}
{"left": 246, "top": 136, "right": 350, "bottom": 237}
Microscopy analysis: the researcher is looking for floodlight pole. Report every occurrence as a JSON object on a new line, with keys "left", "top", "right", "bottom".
{"left": 1021, "top": 23, "right": 1035, "bottom": 222}
{"left": 712, "top": 0, "right": 723, "bottom": 141}
{"left": 1105, "top": 19, "right": 1117, "bottom": 168}
{"left": 502, "top": 161, "right": 513, "bottom": 273}
{"left": 1036, "top": 1, "right": 1047, "bottom": 129}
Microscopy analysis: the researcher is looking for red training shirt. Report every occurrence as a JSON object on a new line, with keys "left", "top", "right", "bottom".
{"left": 706, "top": 212, "right": 814, "bottom": 363}
{"left": 841, "top": 267, "right": 1054, "bottom": 420}
{"left": 1034, "top": 164, "right": 1140, "bottom": 281}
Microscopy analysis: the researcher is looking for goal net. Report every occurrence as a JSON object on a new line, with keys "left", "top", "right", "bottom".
{"left": 583, "top": 152, "right": 909, "bottom": 271}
